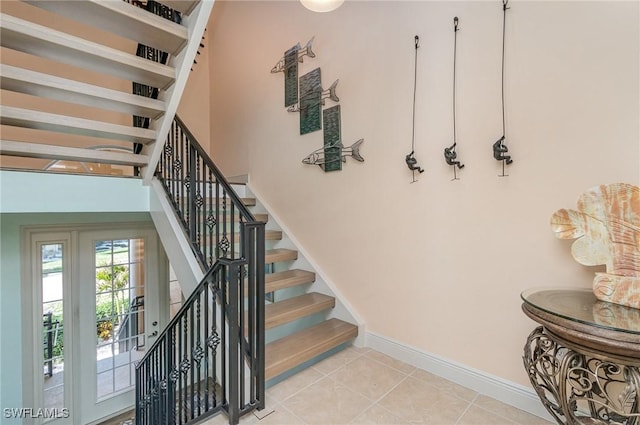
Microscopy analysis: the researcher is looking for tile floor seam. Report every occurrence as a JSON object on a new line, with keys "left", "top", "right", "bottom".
{"left": 409, "top": 368, "right": 486, "bottom": 404}
{"left": 280, "top": 369, "right": 408, "bottom": 425}
{"left": 269, "top": 370, "right": 330, "bottom": 404}
{"left": 363, "top": 373, "right": 411, "bottom": 406}
{"left": 453, "top": 395, "right": 477, "bottom": 425}
{"left": 311, "top": 349, "right": 367, "bottom": 377}
{"left": 408, "top": 372, "right": 479, "bottom": 406}
{"left": 279, "top": 377, "right": 376, "bottom": 425}
{"left": 346, "top": 399, "right": 379, "bottom": 424}
{"left": 468, "top": 402, "right": 522, "bottom": 425}
{"left": 363, "top": 400, "right": 404, "bottom": 423}
{"left": 273, "top": 400, "right": 310, "bottom": 425}
{"left": 363, "top": 352, "right": 416, "bottom": 376}
{"left": 336, "top": 375, "right": 409, "bottom": 425}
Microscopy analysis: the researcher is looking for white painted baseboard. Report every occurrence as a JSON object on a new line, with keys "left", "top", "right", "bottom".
{"left": 365, "top": 331, "right": 554, "bottom": 422}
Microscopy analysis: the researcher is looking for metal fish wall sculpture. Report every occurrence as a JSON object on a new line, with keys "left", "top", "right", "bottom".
{"left": 270, "top": 37, "right": 316, "bottom": 73}
{"left": 287, "top": 79, "right": 340, "bottom": 112}
{"left": 302, "top": 139, "right": 365, "bottom": 170}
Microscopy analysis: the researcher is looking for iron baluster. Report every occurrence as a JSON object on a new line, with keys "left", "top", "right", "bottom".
{"left": 182, "top": 314, "right": 189, "bottom": 424}
{"left": 177, "top": 316, "right": 183, "bottom": 425}
{"left": 189, "top": 302, "right": 195, "bottom": 420}
{"left": 188, "top": 141, "right": 196, "bottom": 249}
{"left": 222, "top": 191, "right": 228, "bottom": 258}
{"left": 245, "top": 225, "right": 255, "bottom": 404}
{"left": 203, "top": 282, "right": 210, "bottom": 412}
{"left": 215, "top": 182, "right": 220, "bottom": 261}
{"left": 221, "top": 268, "right": 228, "bottom": 410}
{"left": 195, "top": 295, "right": 202, "bottom": 417}
{"left": 251, "top": 223, "right": 266, "bottom": 410}
{"left": 230, "top": 202, "right": 236, "bottom": 260}
{"left": 194, "top": 152, "right": 202, "bottom": 254}
{"left": 211, "top": 277, "right": 219, "bottom": 408}
{"left": 207, "top": 170, "right": 214, "bottom": 268}
{"left": 178, "top": 126, "right": 185, "bottom": 228}
{"left": 225, "top": 259, "right": 242, "bottom": 425}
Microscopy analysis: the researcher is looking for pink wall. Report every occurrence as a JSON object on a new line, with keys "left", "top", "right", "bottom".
{"left": 207, "top": 1, "right": 639, "bottom": 387}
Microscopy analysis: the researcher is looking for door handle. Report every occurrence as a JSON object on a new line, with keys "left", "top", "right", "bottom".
{"left": 149, "top": 331, "right": 158, "bottom": 337}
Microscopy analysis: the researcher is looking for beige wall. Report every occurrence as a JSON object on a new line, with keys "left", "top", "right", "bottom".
{"left": 177, "top": 24, "right": 211, "bottom": 146}
{"left": 207, "top": 1, "right": 639, "bottom": 387}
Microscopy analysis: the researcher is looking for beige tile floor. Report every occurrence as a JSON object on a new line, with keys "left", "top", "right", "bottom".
{"left": 203, "top": 347, "right": 553, "bottom": 425}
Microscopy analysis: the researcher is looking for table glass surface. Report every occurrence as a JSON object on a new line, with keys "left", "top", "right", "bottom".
{"left": 522, "top": 288, "right": 640, "bottom": 335}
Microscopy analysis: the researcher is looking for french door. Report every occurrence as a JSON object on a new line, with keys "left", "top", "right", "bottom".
{"left": 24, "top": 224, "right": 168, "bottom": 425}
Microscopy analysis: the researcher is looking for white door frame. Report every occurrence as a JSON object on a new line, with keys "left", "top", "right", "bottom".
{"left": 21, "top": 231, "right": 75, "bottom": 425}
{"left": 21, "top": 223, "right": 169, "bottom": 425}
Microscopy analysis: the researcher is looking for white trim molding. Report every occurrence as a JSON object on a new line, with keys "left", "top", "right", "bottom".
{"left": 366, "top": 331, "right": 554, "bottom": 422}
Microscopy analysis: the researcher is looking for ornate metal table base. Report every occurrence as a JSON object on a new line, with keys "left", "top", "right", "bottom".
{"left": 524, "top": 326, "right": 640, "bottom": 425}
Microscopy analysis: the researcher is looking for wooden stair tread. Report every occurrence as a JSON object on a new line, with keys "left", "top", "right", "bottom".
{"left": 197, "top": 212, "right": 267, "bottom": 223}
{"left": 240, "top": 230, "right": 281, "bottom": 241}
{"left": 265, "top": 249, "right": 297, "bottom": 264}
{"left": 25, "top": 0, "right": 188, "bottom": 54}
{"left": 0, "top": 106, "right": 156, "bottom": 144}
{"left": 244, "top": 269, "right": 315, "bottom": 296}
{"left": 176, "top": 196, "right": 256, "bottom": 207}
{"left": 0, "top": 140, "right": 148, "bottom": 166}
{"left": 265, "top": 293, "right": 335, "bottom": 330}
{"left": 265, "top": 318, "right": 358, "bottom": 380}
{"left": 201, "top": 230, "right": 281, "bottom": 242}
{"left": 0, "top": 13, "right": 175, "bottom": 89}
{"left": 265, "top": 269, "right": 316, "bottom": 293}
{"left": 0, "top": 64, "right": 165, "bottom": 118}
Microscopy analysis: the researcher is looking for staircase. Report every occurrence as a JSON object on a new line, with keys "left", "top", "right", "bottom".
{"left": 145, "top": 117, "right": 359, "bottom": 424}
{"left": 0, "top": 0, "right": 211, "bottom": 179}
{"left": 234, "top": 193, "right": 359, "bottom": 382}
{"left": 1, "top": 2, "right": 359, "bottom": 424}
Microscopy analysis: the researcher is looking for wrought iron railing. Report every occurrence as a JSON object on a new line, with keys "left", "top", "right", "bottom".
{"left": 117, "top": 295, "right": 145, "bottom": 352}
{"left": 136, "top": 260, "right": 237, "bottom": 424}
{"left": 156, "top": 116, "right": 262, "bottom": 269}
{"left": 43, "top": 312, "right": 60, "bottom": 377}
{"left": 136, "top": 116, "right": 265, "bottom": 425}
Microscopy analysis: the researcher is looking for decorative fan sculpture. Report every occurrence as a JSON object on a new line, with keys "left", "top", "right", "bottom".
{"left": 550, "top": 183, "right": 640, "bottom": 309}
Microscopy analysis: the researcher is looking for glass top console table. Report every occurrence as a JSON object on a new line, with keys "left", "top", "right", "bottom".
{"left": 521, "top": 288, "right": 640, "bottom": 425}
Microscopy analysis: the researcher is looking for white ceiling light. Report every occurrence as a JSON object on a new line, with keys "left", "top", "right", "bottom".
{"left": 300, "top": 0, "right": 344, "bottom": 13}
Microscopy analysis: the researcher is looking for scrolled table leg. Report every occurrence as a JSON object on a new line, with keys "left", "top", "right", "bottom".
{"left": 523, "top": 326, "right": 640, "bottom": 425}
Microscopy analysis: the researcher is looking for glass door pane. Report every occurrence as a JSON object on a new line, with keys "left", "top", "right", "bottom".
{"left": 41, "top": 243, "right": 65, "bottom": 416}
{"left": 94, "top": 238, "right": 146, "bottom": 400}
